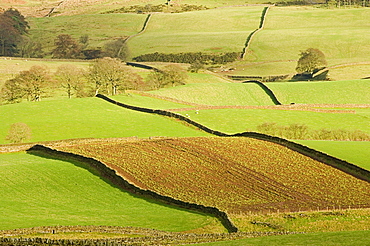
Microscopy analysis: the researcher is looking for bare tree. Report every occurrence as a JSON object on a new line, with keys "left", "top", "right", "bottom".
{"left": 87, "top": 57, "right": 139, "bottom": 95}
{"left": 18, "top": 65, "right": 51, "bottom": 101}
{"left": 55, "top": 64, "right": 86, "bottom": 98}
{"left": 146, "top": 64, "right": 188, "bottom": 89}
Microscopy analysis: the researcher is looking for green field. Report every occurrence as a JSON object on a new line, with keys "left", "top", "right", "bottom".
{"left": 147, "top": 80, "right": 370, "bottom": 105}
{"left": 0, "top": 97, "right": 208, "bottom": 145}
{"left": 195, "top": 230, "right": 370, "bottom": 246}
{"left": 235, "top": 7, "right": 370, "bottom": 78}
{"left": 0, "top": 152, "right": 220, "bottom": 231}
{"left": 112, "top": 94, "right": 193, "bottom": 109}
{"left": 175, "top": 108, "right": 370, "bottom": 135}
{"left": 247, "top": 7, "right": 370, "bottom": 64}
{"left": 28, "top": 13, "right": 148, "bottom": 54}
{"left": 149, "top": 83, "right": 276, "bottom": 106}
{"left": 127, "top": 7, "right": 264, "bottom": 57}
{"left": 1, "top": 1, "right": 369, "bottom": 243}
{"left": 0, "top": 58, "right": 90, "bottom": 90}
{"left": 296, "top": 140, "right": 370, "bottom": 170}
{"left": 267, "top": 80, "right": 370, "bottom": 104}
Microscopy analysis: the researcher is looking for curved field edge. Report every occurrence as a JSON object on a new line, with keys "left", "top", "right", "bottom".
{"left": 96, "top": 94, "right": 370, "bottom": 183}
{"left": 0, "top": 97, "right": 209, "bottom": 145}
{"left": 26, "top": 145, "right": 238, "bottom": 233}
{"left": 55, "top": 137, "right": 370, "bottom": 215}
{"left": 0, "top": 152, "right": 221, "bottom": 232}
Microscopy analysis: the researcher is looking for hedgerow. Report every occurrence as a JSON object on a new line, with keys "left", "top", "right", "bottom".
{"left": 133, "top": 52, "right": 240, "bottom": 64}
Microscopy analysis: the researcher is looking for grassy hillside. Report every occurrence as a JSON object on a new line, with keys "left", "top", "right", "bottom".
{"left": 0, "top": 58, "right": 90, "bottom": 90}
{"left": 0, "top": 152, "right": 220, "bottom": 231}
{"left": 112, "top": 93, "right": 194, "bottom": 109}
{"left": 28, "top": 13, "right": 148, "bottom": 54}
{"left": 58, "top": 137, "right": 370, "bottom": 216}
{"left": 296, "top": 140, "right": 370, "bottom": 171}
{"left": 146, "top": 80, "right": 370, "bottom": 105}
{"left": 127, "top": 7, "right": 264, "bottom": 57}
{"left": 0, "top": 97, "right": 208, "bottom": 144}
{"left": 5, "top": 0, "right": 276, "bottom": 17}
{"left": 237, "top": 7, "right": 370, "bottom": 77}
{"left": 248, "top": 7, "right": 370, "bottom": 63}
{"left": 149, "top": 83, "right": 276, "bottom": 106}
{"left": 174, "top": 108, "right": 370, "bottom": 135}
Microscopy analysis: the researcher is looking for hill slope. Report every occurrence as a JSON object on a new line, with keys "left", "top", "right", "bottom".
{"left": 57, "top": 137, "right": 370, "bottom": 215}
{"left": 0, "top": 152, "right": 219, "bottom": 231}
{"left": 0, "top": 98, "right": 208, "bottom": 144}
{"left": 149, "top": 83, "right": 276, "bottom": 106}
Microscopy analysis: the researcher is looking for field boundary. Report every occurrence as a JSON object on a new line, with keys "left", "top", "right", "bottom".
{"left": 124, "top": 14, "right": 152, "bottom": 44}
{"left": 313, "top": 61, "right": 370, "bottom": 78}
{"left": 96, "top": 94, "right": 370, "bottom": 184}
{"left": 26, "top": 144, "right": 239, "bottom": 233}
{"left": 241, "top": 6, "right": 271, "bottom": 59}
{"left": 242, "top": 80, "right": 282, "bottom": 105}
{"left": 0, "top": 226, "right": 302, "bottom": 245}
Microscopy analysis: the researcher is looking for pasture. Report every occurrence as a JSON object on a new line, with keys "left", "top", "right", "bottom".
{"left": 1, "top": 0, "right": 369, "bottom": 243}
{"left": 258, "top": 7, "right": 370, "bottom": 63}
{"left": 296, "top": 140, "right": 370, "bottom": 170}
{"left": 266, "top": 80, "right": 370, "bottom": 104}
{"left": 174, "top": 107, "right": 370, "bottom": 135}
{"left": 127, "top": 7, "right": 264, "bottom": 57}
{"left": 0, "top": 97, "right": 208, "bottom": 145}
{"left": 0, "top": 152, "right": 220, "bottom": 232}
{"left": 0, "top": 58, "right": 90, "bottom": 90}
{"left": 148, "top": 80, "right": 370, "bottom": 105}
{"left": 28, "top": 13, "right": 148, "bottom": 54}
{"left": 149, "top": 83, "right": 277, "bottom": 106}
{"left": 234, "top": 7, "right": 370, "bottom": 78}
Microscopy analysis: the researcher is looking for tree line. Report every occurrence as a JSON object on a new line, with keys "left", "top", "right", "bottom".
{"left": 0, "top": 58, "right": 188, "bottom": 104}
{"left": 133, "top": 52, "right": 240, "bottom": 65}
{"left": 0, "top": 8, "right": 29, "bottom": 57}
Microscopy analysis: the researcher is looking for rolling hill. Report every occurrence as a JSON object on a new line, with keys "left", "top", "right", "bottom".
{"left": 55, "top": 137, "right": 370, "bottom": 215}
{"left": 0, "top": 152, "right": 220, "bottom": 232}
{"left": 1, "top": 0, "right": 369, "bottom": 244}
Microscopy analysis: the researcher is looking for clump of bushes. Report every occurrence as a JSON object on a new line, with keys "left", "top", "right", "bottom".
{"left": 105, "top": 4, "right": 209, "bottom": 14}
{"left": 256, "top": 122, "right": 370, "bottom": 141}
{"left": 133, "top": 52, "right": 239, "bottom": 65}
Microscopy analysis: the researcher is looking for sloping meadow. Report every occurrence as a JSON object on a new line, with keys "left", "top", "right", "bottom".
{"left": 127, "top": 6, "right": 265, "bottom": 57}
{"left": 243, "top": 7, "right": 370, "bottom": 76}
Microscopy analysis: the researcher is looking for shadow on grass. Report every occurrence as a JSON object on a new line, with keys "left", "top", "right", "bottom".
{"left": 26, "top": 145, "right": 236, "bottom": 232}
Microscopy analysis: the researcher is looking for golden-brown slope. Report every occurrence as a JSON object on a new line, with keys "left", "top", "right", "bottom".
{"left": 57, "top": 137, "right": 370, "bottom": 214}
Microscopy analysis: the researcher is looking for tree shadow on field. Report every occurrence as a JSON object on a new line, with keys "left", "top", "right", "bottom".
{"left": 26, "top": 145, "right": 220, "bottom": 225}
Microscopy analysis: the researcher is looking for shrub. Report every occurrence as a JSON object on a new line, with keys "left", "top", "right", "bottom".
{"left": 5, "top": 122, "right": 32, "bottom": 143}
